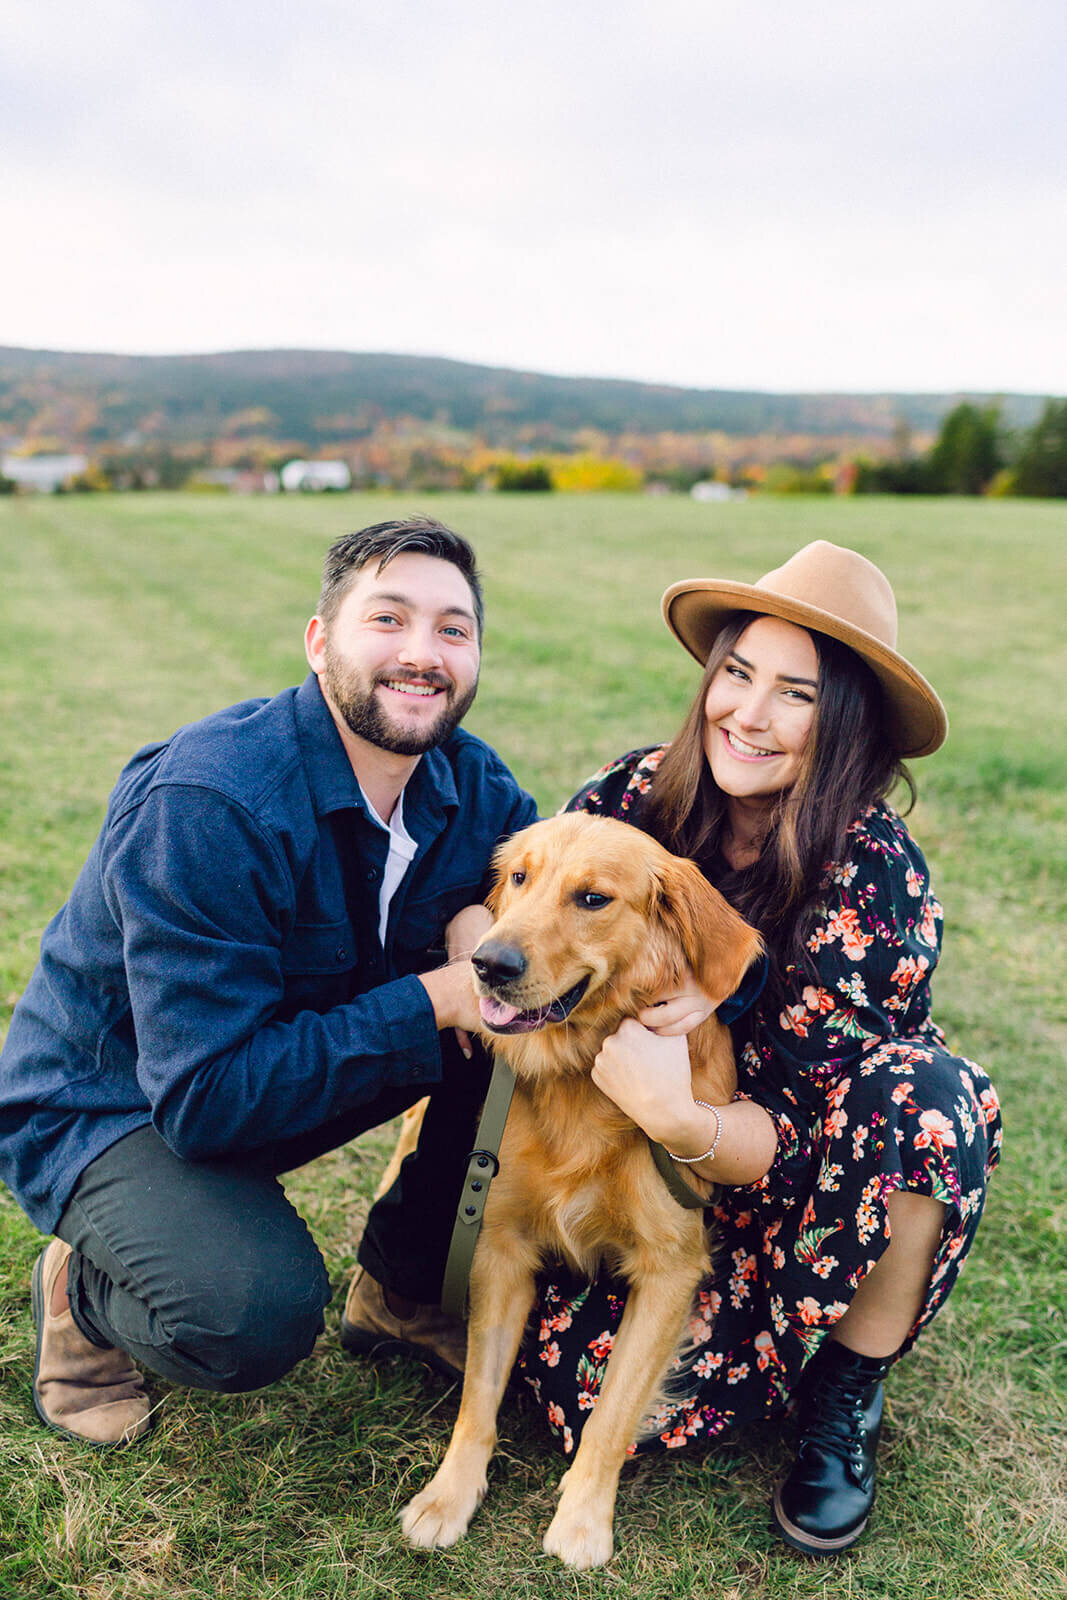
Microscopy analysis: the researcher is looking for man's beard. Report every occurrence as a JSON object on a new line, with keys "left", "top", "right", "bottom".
{"left": 323, "top": 645, "right": 478, "bottom": 756}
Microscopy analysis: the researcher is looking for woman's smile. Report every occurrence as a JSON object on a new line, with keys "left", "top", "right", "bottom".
{"left": 721, "top": 728, "right": 782, "bottom": 761}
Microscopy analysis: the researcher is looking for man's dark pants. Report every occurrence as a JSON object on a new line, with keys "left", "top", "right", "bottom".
{"left": 55, "top": 1038, "right": 488, "bottom": 1393}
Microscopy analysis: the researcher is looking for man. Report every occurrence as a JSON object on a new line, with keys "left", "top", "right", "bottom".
{"left": 0, "top": 517, "right": 537, "bottom": 1448}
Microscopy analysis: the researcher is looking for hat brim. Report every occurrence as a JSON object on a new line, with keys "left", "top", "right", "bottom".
{"left": 661, "top": 579, "right": 947, "bottom": 759}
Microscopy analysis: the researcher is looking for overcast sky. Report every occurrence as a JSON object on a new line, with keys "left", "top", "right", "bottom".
{"left": 3, "top": 0, "right": 1064, "bottom": 394}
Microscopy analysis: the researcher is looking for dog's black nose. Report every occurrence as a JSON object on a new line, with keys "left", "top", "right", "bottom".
{"left": 471, "top": 940, "right": 527, "bottom": 987}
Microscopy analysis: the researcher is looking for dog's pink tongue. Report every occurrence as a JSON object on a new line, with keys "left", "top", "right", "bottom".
{"left": 479, "top": 996, "right": 521, "bottom": 1027}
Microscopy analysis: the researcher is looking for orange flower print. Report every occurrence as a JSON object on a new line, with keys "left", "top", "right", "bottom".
{"left": 811, "top": 1255, "right": 839, "bottom": 1279}
{"left": 856, "top": 1199, "right": 878, "bottom": 1245}
{"left": 540, "top": 1340, "right": 562, "bottom": 1367}
{"left": 890, "top": 954, "right": 930, "bottom": 993}
{"left": 852, "top": 1124, "right": 869, "bottom": 1160}
{"left": 827, "top": 907, "right": 875, "bottom": 961}
{"left": 917, "top": 899, "right": 939, "bottom": 948}
{"left": 796, "top": 1297, "right": 823, "bottom": 1325}
{"left": 891, "top": 1080, "right": 914, "bottom": 1105}
{"left": 841, "top": 926, "right": 875, "bottom": 961}
{"left": 914, "top": 1108, "right": 957, "bottom": 1153}
{"left": 803, "top": 984, "right": 836, "bottom": 1015}
{"left": 548, "top": 1401, "right": 565, "bottom": 1429}
{"left": 587, "top": 1330, "right": 614, "bottom": 1361}
{"left": 980, "top": 1086, "right": 1000, "bottom": 1124}
{"left": 827, "top": 1075, "right": 853, "bottom": 1109}
{"left": 825, "top": 1107, "right": 848, "bottom": 1140}
{"left": 694, "top": 1350, "right": 724, "bottom": 1378}
{"left": 695, "top": 1287, "right": 722, "bottom": 1319}
{"left": 727, "top": 1362, "right": 750, "bottom": 1384}
{"left": 779, "top": 1003, "right": 810, "bottom": 1037}
{"left": 729, "top": 1249, "right": 757, "bottom": 1308}
{"left": 754, "top": 1330, "right": 778, "bottom": 1371}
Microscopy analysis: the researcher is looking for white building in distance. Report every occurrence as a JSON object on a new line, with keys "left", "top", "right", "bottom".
{"left": 2, "top": 454, "right": 88, "bottom": 491}
{"left": 280, "top": 459, "right": 351, "bottom": 492}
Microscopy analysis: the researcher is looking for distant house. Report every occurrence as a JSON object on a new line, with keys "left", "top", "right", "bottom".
{"left": 280, "top": 459, "right": 351, "bottom": 493}
{"left": 690, "top": 480, "right": 736, "bottom": 503}
{"left": 1, "top": 453, "right": 88, "bottom": 492}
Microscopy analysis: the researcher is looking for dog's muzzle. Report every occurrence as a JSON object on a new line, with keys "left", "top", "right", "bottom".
{"left": 472, "top": 941, "right": 591, "bottom": 1033}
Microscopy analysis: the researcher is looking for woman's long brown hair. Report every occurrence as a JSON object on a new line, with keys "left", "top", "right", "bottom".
{"left": 643, "top": 612, "right": 914, "bottom": 995}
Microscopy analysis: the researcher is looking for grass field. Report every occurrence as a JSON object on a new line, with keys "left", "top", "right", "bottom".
{"left": 1, "top": 490, "right": 1065, "bottom": 1599}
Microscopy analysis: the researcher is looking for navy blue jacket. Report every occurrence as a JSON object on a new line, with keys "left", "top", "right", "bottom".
{"left": 0, "top": 675, "right": 537, "bottom": 1231}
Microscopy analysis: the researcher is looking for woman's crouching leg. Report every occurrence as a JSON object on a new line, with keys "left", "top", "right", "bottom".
{"left": 831, "top": 1038, "right": 1002, "bottom": 1355}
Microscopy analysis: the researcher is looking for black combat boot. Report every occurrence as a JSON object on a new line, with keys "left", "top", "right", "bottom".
{"left": 771, "top": 1338, "right": 893, "bottom": 1555}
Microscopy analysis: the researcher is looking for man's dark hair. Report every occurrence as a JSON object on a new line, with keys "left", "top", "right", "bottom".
{"left": 318, "top": 517, "right": 484, "bottom": 637}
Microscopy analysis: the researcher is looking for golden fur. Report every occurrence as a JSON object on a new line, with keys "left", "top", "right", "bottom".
{"left": 400, "top": 812, "right": 762, "bottom": 1569}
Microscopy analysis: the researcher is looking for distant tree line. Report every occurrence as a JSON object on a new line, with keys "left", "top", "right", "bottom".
{"left": 853, "top": 397, "right": 1067, "bottom": 497}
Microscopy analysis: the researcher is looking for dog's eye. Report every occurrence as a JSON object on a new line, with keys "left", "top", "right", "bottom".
{"left": 577, "top": 891, "right": 612, "bottom": 910}
{"left": 510, "top": 870, "right": 526, "bottom": 886}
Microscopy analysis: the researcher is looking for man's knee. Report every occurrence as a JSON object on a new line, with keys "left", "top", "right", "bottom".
{"left": 166, "top": 1254, "right": 332, "bottom": 1393}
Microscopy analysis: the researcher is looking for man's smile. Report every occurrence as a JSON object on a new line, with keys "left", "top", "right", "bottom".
{"left": 377, "top": 672, "right": 451, "bottom": 701}
{"left": 381, "top": 678, "right": 445, "bottom": 697}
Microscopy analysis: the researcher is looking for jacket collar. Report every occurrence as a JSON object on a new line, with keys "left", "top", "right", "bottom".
{"left": 292, "top": 674, "right": 459, "bottom": 835}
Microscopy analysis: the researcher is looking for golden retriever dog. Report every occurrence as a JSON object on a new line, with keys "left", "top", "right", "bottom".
{"left": 400, "top": 812, "right": 762, "bottom": 1570}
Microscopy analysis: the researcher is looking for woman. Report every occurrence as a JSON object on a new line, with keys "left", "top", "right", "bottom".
{"left": 521, "top": 540, "right": 1002, "bottom": 1556}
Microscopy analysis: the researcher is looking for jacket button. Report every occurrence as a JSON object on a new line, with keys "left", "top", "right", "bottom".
{"left": 335, "top": 947, "right": 347, "bottom": 962}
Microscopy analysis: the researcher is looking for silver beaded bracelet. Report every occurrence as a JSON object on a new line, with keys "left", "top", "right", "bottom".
{"left": 667, "top": 1100, "right": 723, "bottom": 1165}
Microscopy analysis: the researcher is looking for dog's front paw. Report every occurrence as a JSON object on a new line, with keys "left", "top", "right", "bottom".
{"left": 400, "top": 1472, "right": 486, "bottom": 1551}
{"left": 542, "top": 1502, "right": 615, "bottom": 1570}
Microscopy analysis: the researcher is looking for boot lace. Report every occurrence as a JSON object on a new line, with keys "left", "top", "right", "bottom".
{"left": 798, "top": 1364, "right": 877, "bottom": 1465}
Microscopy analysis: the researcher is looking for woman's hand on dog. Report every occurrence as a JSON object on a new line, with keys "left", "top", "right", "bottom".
{"left": 592, "top": 1020, "right": 717, "bottom": 1155}
{"left": 638, "top": 967, "right": 718, "bottom": 1036}
{"left": 592, "top": 1019, "right": 779, "bottom": 1182}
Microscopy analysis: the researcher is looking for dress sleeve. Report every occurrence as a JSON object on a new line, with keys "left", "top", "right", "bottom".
{"left": 732, "top": 803, "right": 944, "bottom": 1212}
{"left": 564, "top": 746, "right": 668, "bottom": 820}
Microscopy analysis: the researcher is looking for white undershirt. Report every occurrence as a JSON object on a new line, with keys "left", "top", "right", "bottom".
{"left": 359, "top": 787, "right": 419, "bottom": 946}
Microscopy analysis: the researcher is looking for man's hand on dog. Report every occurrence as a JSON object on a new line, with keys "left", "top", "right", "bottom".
{"left": 418, "top": 959, "right": 482, "bottom": 1042}
{"left": 439, "top": 903, "right": 496, "bottom": 1058}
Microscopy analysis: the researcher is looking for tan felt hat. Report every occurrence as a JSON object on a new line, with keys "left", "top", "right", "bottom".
{"left": 661, "top": 540, "right": 947, "bottom": 758}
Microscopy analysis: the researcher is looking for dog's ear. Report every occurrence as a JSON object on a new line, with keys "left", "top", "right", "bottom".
{"left": 484, "top": 823, "right": 536, "bottom": 916}
{"left": 651, "top": 855, "right": 764, "bottom": 1006}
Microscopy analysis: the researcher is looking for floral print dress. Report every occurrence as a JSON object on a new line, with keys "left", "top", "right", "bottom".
{"left": 519, "top": 747, "right": 1003, "bottom": 1458}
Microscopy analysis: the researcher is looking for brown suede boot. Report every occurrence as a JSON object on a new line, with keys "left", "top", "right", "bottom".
{"left": 340, "top": 1266, "right": 466, "bottom": 1379}
{"left": 31, "top": 1239, "right": 152, "bottom": 1448}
